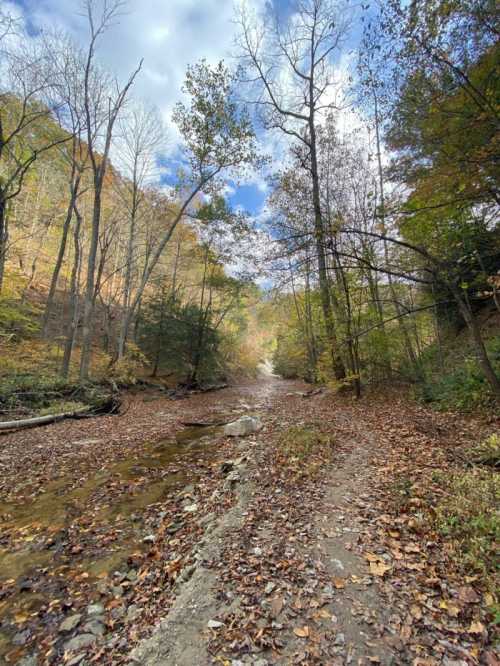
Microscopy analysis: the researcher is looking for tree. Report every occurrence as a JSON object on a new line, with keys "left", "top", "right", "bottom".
{"left": 0, "top": 26, "right": 70, "bottom": 291}
{"left": 115, "top": 103, "right": 164, "bottom": 359}
{"left": 115, "top": 60, "right": 259, "bottom": 362}
{"left": 78, "top": 0, "right": 142, "bottom": 380}
{"left": 237, "top": 0, "right": 351, "bottom": 381}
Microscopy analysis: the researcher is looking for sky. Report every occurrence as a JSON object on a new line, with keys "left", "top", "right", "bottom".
{"left": 5, "top": 0, "right": 366, "bottom": 228}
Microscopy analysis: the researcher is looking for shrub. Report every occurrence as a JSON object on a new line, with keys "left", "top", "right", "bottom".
{"left": 432, "top": 467, "right": 499, "bottom": 587}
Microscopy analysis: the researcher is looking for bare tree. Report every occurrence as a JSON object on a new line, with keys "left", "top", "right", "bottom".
{"left": 236, "top": 0, "right": 351, "bottom": 380}
{"left": 78, "top": 0, "right": 142, "bottom": 380}
{"left": 0, "top": 24, "right": 71, "bottom": 291}
{"left": 41, "top": 32, "right": 90, "bottom": 336}
{"left": 115, "top": 103, "right": 164, "bottom": 359}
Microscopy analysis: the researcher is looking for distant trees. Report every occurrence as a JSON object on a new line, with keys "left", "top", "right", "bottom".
{"left": 263, "top": 0, "right": 499, "bottom": 400}
{"left": 237, "top": 0, "right": 350, "bottom": 381}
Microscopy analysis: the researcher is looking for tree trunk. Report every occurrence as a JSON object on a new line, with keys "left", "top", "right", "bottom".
{"left": 42, "top": 173, "right": 81, "bottom": 336}
{"left": 309, "top": 119, "right": 346, "bottom": 381}
{"left": 0, "top": 195, "right": 8, "bottom": 293}
{"left": 79, "top": 184, "right": 102, "bottom": 381}
{"left": 450, "top": 284, "right": 500, "bottom": 397}
{"left": 61, "top": 204, "right": 83, "bottom": 378}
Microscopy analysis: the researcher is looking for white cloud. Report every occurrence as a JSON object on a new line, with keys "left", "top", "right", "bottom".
{"left": 11, "top": 0, "right": 264, "bottom": 133}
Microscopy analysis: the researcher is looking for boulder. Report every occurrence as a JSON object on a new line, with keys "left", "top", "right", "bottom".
{"left": 223, "top": 416, "right": 262, "bottom": 437}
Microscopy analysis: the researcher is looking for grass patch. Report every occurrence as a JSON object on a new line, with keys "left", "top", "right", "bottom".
{"left": 432, "top": 466, "right": 499, "bottom": 590}
{"left": 276, "top": 423, "right": 335, "bottom": 477}
{"left": 466, "top": 433, "right": 500, "bottom": 468}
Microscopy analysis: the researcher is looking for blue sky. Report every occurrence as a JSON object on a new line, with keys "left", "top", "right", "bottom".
{"left": 5, "top": 0, "right": 366, "bottom": 221}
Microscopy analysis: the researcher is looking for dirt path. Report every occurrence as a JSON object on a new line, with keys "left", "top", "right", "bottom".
{"left": 0, "top": 377, "right": 496, "bottom": 665}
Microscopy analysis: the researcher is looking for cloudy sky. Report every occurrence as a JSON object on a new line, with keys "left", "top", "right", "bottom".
{"left": 5, "top": 0, "right": 364, "bottom": 220}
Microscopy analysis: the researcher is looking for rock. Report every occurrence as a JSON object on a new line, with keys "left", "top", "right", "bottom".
{"left": 199, "top": 512, "right": 215, "bottom": 527}
{"left": 183, "top": 503, "right": 198, "bottom": 513}
{"left": 86, "top": 603, "right": 105, "bottom": 617}
{"left": 111, "top": 606, "right": 125, "bottom": 620}
{"left": 111, "top": 585, "right": 124, "bottom": 597}
{"left": 64, "top": 634, "right": 97, "bottom": 652}
{"left": 67, "top": 655, "right": 86, "bottom": 666}
{"left": 126, "top": 569, "right": 137, "bottom": 582}
{"left": 224, "top": 416, "right": 262, "bottom": 437}
{"left": 59, "top": 614, "right": 82, "bottom": 633}
{"left": 220, "top": 461, "right": 234, "bottom": 475}
{"left": 17, "top": 656, "right": 38, "bottom": 666}
{"left": 225, "top": 470, "right": 241, "bottom": 486}
{"left": 82, "top": 619, "right": 106, "bottom": 636}
{"left": 142, "top": 534, "right": 156, "bottom": 543}
{"left": 264, "top": 582, "right": 276, "bottom": 595}
{"left": 333, "top": 633, "right": 345, "bottom": 645}
{"left": 253, "top": 660, "right": 269, "bottom": 666}
{"left": 126, "top": 604, "right": 141, "bottom": 622}
{"left": 207, "top": 619, "right": 224, "bottom": 629}
{"left": 12, "top": 630, "right": 30, "bottom": 645}
{"left": 166, "top": 522, "right": 183, "bottom": 534}
{"left": 253, "top": 546, "right": 263, "bottom": 556}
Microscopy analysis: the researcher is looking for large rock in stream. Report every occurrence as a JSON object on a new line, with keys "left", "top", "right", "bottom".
{"left": 223, "top": 416, "right": 262, "bottom": 437}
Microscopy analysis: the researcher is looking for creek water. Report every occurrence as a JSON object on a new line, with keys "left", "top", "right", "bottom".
{"left": 0, "top": 422, "right": 221, "bottom": 661}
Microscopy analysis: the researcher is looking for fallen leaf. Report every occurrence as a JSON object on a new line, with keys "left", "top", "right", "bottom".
{"left": 293, "top": 626, "right": 310, "bottom": 638}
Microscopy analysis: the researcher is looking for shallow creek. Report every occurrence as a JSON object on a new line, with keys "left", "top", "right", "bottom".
{"left": 0, "top": 422, "right": 222, "bottom": 661}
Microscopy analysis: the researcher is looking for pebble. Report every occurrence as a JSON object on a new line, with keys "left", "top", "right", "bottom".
{"left": 183, "top": 503, "right": 198, "bottom": 513}
{"left": 264, "top": 582, "right": 276, "bottom": 595}
{"left": 207, "top": 619, "right": 224, "bottom": 629}
{"left": 59, "top": 614, "right": 82, "bottom": 633}
{"left": 253, "top": 547, "right": 263, "bottom": 556}
{"left": 142, "top": 534, "right": 156, "bottom": 543}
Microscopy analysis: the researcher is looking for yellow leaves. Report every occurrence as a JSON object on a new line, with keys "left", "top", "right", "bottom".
{"left": 293, "top": 626, "right": 310, "bottom": 638}
{"left": 410, "top": 604, "right": 422, "bottom": 620}
{"left": 14, "top": 612, "right": 29, "bottom": 624}
{"left": 468, "top": 620, "right": 485, "bottom": 634}
{"left": 369, "top": 560, "right": 391, "bottom": 577}
{"left": 364, "top": 552, "right": 391, "bottom": 577}
{"left": 438, "top": 599, "right": 460, "bottom": 617}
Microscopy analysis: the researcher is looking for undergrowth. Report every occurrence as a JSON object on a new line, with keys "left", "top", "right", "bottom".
{"left": 276, "top": 423, "right": 335, "bottom": 477}
{"left": 417, "top": 336, "right": 500, "bottom": 412}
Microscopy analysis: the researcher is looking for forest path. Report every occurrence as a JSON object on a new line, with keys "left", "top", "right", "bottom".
{"left": 0, "top": 377, "right": 494, "bottom": 665}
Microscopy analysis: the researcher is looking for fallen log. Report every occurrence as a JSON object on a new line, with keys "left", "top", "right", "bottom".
{"left": 0, "top": 397, "right": 121, "bottom": 432}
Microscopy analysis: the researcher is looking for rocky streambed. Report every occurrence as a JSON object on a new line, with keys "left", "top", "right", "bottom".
{"left": 0, "top": 401, "right": 262, "bottom": 665}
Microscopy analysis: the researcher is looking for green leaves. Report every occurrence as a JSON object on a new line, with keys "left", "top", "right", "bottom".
{"left": 172, "top": 60, "right": 258, "bottom": 182}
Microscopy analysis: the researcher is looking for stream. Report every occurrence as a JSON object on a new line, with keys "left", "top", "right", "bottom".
{"left": 0, "top": 422, "right": 222, "bottom": 662}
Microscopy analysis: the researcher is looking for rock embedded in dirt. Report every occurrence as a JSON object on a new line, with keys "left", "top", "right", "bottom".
{"left": 82, "top": 619, "right": 106, "bottom": 636}
{"left": 183, "top": 503, "right": 198, "bottom": 513}
{"left": 223, "top": 415, "right": 262, "bottom": 437}
{"left": 142, "top": 534, "right": 156, "bottom": 543}
{"left": 86, "top": 603, "right": 104, "bottom": 617}
{"left": 59, "top": 614, "right": 82, "bottom": 633}
{"left": 207, "top": 619, "right": 224, "bottom": 629}
{"left": 63, "top": 633, "right": 97, "bottom": 652}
